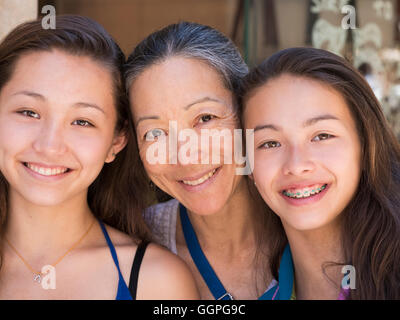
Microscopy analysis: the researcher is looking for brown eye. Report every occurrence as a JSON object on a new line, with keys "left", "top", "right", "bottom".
{"left": 312, "top": 133, "right": 334, "bottom": 141}
{"left": 199, "top": 114, "right": 215, "bottom": 124}
{"left": 72, "top": 119, "right": 94, "bottom": 127}
{"left": 259, "top": 141, "right": 281, "bottom": 149}
{"left": 18, "top": 110, "right": 40, "bottom": 119}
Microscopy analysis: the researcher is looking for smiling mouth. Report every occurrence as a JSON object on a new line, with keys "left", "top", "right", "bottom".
{"left": 180, "top": 168, "right": 219, "bottom": 186}
{"left": 282, "top": 183, "right": 328, "bottom": 199}
{"left": 23, "top": 162, "right": 71, "bottom": 176}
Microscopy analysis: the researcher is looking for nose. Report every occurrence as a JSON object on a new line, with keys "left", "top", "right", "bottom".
{"left": 176, "top": 129, "right": 204, "bottom": 165}
{"left": 282, "top": 144, "right": 316, "bottom": 176}
{"left": 32, "top": 119, "right": 68, "bottom": 156}
{"left": 176, "top": 128, "right": 232, "bottom": 166}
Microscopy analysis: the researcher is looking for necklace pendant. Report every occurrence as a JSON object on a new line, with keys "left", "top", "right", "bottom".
{"left": 33, "top": 273, "right": 41, "bottom": 284}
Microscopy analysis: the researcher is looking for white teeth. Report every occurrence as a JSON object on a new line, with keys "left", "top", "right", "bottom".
{"left": 283, "top": 184, "right": 327, "bottom": 199}
{"left": 182, "top": 169, "right": 217, "bottom": 186}
{"left": 26, "top": 163, "right": 68, "bottom": 176}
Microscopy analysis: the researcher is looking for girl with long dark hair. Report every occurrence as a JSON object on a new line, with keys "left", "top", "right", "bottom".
{"left": 240, "top": 47, "right": 400, "bottom": 299}
{"left": 0, "top": 15, "right": 198, "bottom": 300}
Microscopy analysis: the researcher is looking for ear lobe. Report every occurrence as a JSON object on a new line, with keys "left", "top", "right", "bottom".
{"left": 105, "top": 131, "right": 128, "bottom": 163}
{"left": 105, "top": 151, "right": 116, "bottom": 163}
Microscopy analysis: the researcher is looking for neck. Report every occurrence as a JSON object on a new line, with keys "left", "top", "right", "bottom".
{"left": 283, "top": 219, "right": 344, "bottom": 300}
{"left": 4, "top": 188, "right": 95, "bottom": 256}
{"left": 179, "top": 178, "right": 260, "bottom": 255}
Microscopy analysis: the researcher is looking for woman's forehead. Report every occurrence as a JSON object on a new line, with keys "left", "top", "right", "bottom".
{"left": 129, "top": 56, "right": 234, "bottom": 115}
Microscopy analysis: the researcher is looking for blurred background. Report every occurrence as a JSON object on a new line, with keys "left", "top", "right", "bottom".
{"left": 1, "top": 0, "right": 400, "bottom": 139}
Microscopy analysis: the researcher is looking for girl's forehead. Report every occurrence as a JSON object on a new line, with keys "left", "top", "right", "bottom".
{"left": 243, "top": 75, "right": 356, "bottom": 129}
{"left": 2, "top": 50, "right": 114, "bottom": 103}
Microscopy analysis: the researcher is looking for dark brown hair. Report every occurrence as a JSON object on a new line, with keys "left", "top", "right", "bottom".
{"left": 0, "top": 15, "right": 152, "bottom": 271}
{"left": 240, "top": 47, "right": 400, "bottom": 299}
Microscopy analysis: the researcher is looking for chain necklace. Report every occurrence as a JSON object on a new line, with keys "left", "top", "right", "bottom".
{"left": 5, "top": 218, "right": 96, "bottom": 284}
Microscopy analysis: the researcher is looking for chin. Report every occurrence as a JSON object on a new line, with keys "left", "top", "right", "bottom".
{"left": 182, "top": 197, "right": 228, "bottom": 216}
{"left": 16, "top": 188, "right": 71, "bottom": 208}
{"left": 282, "top": 213, "right": 340, "bottom": 232}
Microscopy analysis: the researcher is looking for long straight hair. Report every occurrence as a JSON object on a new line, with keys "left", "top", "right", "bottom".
{"left": 240, "top": 47, "right": 400, "bottom": 299}
{"left": 0, "top": 15, "right": 152, "bottom": 272}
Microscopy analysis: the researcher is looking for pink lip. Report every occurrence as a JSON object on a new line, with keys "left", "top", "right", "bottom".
{"left": 21, "top": 162, "right": 73, "bottom": 182}
{"left": 280, "top": 183, "right": 330, "bottom": 207}
{"left": 280, "top": 182, "right": 327, "bottom": 192}
{"left": 178, "top": 167, "right": 220, "bottom": 182}
{"left": 178, "top": 166, "right": 221, "bottom": 192}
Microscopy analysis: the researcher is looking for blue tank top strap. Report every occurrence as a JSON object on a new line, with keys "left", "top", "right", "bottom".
{"left": 98, "top": 219, "right": 133, "bottom": 300}
{"left": 259, "top": 243, "right": 294, "bottom": 300}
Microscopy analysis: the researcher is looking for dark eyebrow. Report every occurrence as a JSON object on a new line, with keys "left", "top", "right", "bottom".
{"left": 254, "top": 114, "right": 340, "bottom": 133}
{"left": 12, "top": 91, "right": 105, "bottom": 114}
{"left": 74, "top": 102, "right": 105, "bottom": 114}
{"left": 135, "top": 97, "right": 226, "bottom": 127}
{"left": 12, "top": 90, "right": 45, "bottom": 100}
{"left": 303, "top": 114, "right": 339, "bottom": 127}
{"left": 254, "top": 124, "right": 281, "bottom": 132}
{"left": 184, "top": 97, "right": 226, "bottom": 110}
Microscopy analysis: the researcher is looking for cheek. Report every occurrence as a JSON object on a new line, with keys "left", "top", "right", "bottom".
{"left": 252, "top": 151, "right": 280, "bottom": 197}
{"left": 68, "top": 132, "right": 113, "bottom": 170}
{"left": 0, "top": 117, "right": 35, "bottom": 166}
{"left": 142, "top": 162, "right": 176, "bottom": 195}
{"left": 0, "top": 114, "right": 32, "bottom": 142}
{"left": 314, "top": 140, "right": 361, "bottom": 188}
{"left": 139, "top": 142, "right": 162, "bottom": 168}
{"left": 205, "top": 129, "right": 236, "bottom": 165}
{"left": 141, "top": 152, "right": 169, "bottom": 183}
{"left": 334, "top": 151, "right": 361, "bottom": 197}
{"left": 138, "top": 140, "right": 169, "bottom": 182}
{"left": 143, "top": 162, "right": 163, "bottom": 178}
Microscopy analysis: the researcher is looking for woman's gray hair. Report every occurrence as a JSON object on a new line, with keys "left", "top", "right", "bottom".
{"left": 124, "top": 21, "right": 248, "bottom": 99}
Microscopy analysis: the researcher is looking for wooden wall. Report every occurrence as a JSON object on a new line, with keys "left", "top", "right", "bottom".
{"left": 54, "top": 0, "right": 239, "bottom": 55}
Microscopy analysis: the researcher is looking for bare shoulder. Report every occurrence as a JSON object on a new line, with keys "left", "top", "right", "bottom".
{"left": 97, "top": 224, "right": 138, "bottom": 282}
{"left": 101, "top": 223, "right": 138, "bottom": 246}
{"left": 137, "top": 243, "right": 200, "bottom": 300}
{"left": 99, "top": 224, "right": 199, "bottom": 300}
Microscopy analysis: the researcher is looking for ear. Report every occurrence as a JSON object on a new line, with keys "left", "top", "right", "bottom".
{"left": 105, "top": 130, "right": 128, "bottom": 163}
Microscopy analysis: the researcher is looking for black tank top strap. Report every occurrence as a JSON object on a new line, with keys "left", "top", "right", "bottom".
{"left": 128, "top": 240, "right": 150, "bottom": 299}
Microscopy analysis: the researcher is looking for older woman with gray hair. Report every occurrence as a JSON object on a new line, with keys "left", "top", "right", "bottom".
{"left": 124, "top": 22, "right": 292, "bottom": 300}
